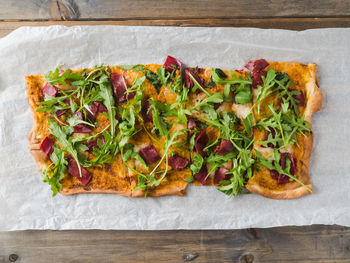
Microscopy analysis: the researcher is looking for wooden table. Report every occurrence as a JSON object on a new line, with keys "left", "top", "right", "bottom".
{"left": 1, "top": 1, "right": 349, "bottom": 262}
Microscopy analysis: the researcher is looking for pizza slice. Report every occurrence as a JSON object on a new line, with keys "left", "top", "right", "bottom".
{"left": 245, "top": 61, "right": 322, "bottom": 199}
{"left": 26, "top": 56, "right": 322, "bottom": 199}
{"left": 180, "top": 61, "right": 321, "bottom": 200}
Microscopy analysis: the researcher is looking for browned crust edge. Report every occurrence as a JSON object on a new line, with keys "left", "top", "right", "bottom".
{"left": 26, "top": 76, "right": 50, "bottom": 172}
{"left": 246, "top": 63, "right": 322, "bottom": 199}
{"left": 60, "top": 179, "right": 187, "bottom": 197}
{"left": 132, "top": 183, "right": 187, "bottom": 197}
{"left": 60, "top": 187, "right": 132, "bottom": 197}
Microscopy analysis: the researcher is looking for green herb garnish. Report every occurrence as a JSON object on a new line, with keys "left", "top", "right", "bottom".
{"left": 255, "top": 104, "right": 310, "bottom": 149}
{"left": 255, "top": 149, "right": 312, "bottom": 192}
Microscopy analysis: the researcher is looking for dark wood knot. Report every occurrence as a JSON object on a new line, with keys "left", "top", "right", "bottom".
{"left": 183, "top": 252, "right": 199, "bottom": 261}
{"left": 240, "top": 254, "right": 254, "bottom": 263}
{"left": 247, "top": 228, "right": 260, "bottom": 239}
{"left": 9, "top": 254, "right": 18, "bottom": 262}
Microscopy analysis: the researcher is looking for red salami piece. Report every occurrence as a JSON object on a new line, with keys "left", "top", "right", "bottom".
{"left": 214, "top": 139, "right": 234, "bottom": 156}
{"left": 41, "top": 82, "right": 58, "bottom": 97}
{"left": 185, "top": 69, "right": 205, "bottom": 90}
{"left": 244, "top": 59, "right": 269, "bottom": 88}
{"left": 40, "top": 137, "right": 54, "bottom": 158}
{"left": 194, "top": 129, "right": 209, "bottom": 157}
{"left": 214, "top": 167, "right": 230, "bottom": 184}
{"left": 141, "top": 100, "right": 153, "bottom": 122}
{"left": 68, "top": 158, "right": 92, "bottom": 185}
{"left": 87, "top": 101, "right": 108, "bottom": 121}
{"left": 169, "top": 155, "right": 189, "bottom": 171}
{"left": 111, "top": 73, "right": 135, "bottom": 103}
{"left": 194, "top": 165, "right": 208, "bottom": 185}
{"left": 72, "top": 111, "right": 92, "bottom": 133}
{"left": 74, "top": 124, "right": 92, "bottom": 133}
{"left": 164, "top": 56, "right": 182, "bottom": 73}
{"left": 139, "top": 145, "right": 161, "bottom": 165}
{"left": 85, "top": 136, "right": 105, "bottom": 153}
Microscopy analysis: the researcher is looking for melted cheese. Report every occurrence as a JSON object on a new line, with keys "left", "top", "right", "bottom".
{"left": 279, "top": 144, "right": 293, "bottom": 154}
{"left": 254, "top": 145, "right": 274, "bottom": 159}
{"left": 232, "top": 103, "right": 252, "bottom": 119}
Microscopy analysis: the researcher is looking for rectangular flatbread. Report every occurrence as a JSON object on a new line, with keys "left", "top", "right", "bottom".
{"left": 26, "top": 57, "right": 322, "bottom": 199}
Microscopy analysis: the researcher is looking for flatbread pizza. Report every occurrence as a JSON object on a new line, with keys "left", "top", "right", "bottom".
{"left": 26, "top": 57, "right": 322, "bottom": 199}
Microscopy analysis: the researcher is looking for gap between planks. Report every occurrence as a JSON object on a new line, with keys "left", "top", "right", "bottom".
{"left": 1, "top": 18, "right": 350, "bottom": 38}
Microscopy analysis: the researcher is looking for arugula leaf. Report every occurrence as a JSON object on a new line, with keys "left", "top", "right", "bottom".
{"left": 217, "top": 158, "right": 252, "bottom": 197}
{"left": 189, "top": 74, "right": 210, "bottom": 96}
{"left": 274, "top": 72, "right": 300, "bottom": 115}
{"left": 203, "top": 111, "right": 241, "bottom": 143}
{"left": 190, "top": 152, "right": 204, "bottom": 174}
{"left": 224, "top": 83, "right": 231, "bottom": 98}
{"left": 48, "top": 118, "right": 82, "bottom": 177}
{"left": 235, "top": 89, "right": 252, "bottom": 104}
{"left": 189, "top": 133, "right": 196, "bottom": 151}
{"left": 206, "top": 151, "right": 237, "bottom": 176}
{"left": 149, "top": 130, "right": 185, "bottom": 186}
{"left": 192, "top": 93, "right": 224, "bottom": 110}
{"left": 83, "top": 132, "right": 119, "bottom": 167}
{"left": 148, "top": 98, "right": 172, "bottom": 138}
{"left": 210, "top": 69, "right": 252, "bottom": 104}
{"left": 121, "top": 144, "right": 149, "bottom": 171}
{"left": 157, "top": 67, "right": 171, "bottom": 86}
{"left": 37, "top": 92, "right": 75, "bottom": 116}
{"left": 134, "top": 175, "right": 150, "bottom": 191}
{"left": 184, "top": 176, "right": 194, "bottom": 182}
{"left": 42, "top": 146, "right": 67, "bottom": 196}
{"left": 66, "top": 114, "right": 95, "bottom": 128}
{"left": 255, "top": 69, "right": 277, "bottom": 114}
{"left": 98, "top": 74, "right": 118, "bottom": 136}
{"left": 152, "top": 108, "right": 169, "bottom": 138}
{"left": 256, "top": 104, "right": 310, "bottom": 149}
{"left": 167, "top": 83, "right": 191, "bottom": 125}
{"left": 255, "top": 70, "right": 301, "bottom": 115}
{"left": 117, "top": 81, "right": 144, "bottom": 148}
{"left": 46, "top": 66, "right": 84, "bottom": 85}
{"left": 242, "top": 113, "right": 253, "bottom": 135}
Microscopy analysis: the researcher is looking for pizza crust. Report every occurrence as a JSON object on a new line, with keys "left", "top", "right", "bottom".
{"left": 246, "top": 63, "right": 322, "bottom": 199}
{"left": 26, "top": 62, "right": 321, "bottom": 199}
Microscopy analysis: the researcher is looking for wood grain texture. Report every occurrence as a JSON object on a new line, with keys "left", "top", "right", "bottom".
{"left": 1, "top": 17, "right": 350, "bottom": 38}
{"left": 0, "top": 225, "right": 349, "bottom": 263}
{"left": 1, "top": 0, "right": 350, "bottom": 21}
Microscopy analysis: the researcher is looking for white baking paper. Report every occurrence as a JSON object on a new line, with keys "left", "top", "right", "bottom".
{"left": 0, "top": 26, "right": 349, "bottom": 230}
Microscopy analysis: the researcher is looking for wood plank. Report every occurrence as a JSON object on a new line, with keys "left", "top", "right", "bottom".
{"left": 0, "top": 225, "right": 349, "bottom": 263}
{"left": 1, "top": 0, "right": 350, "bottom": 21}
{"left": 1, "top": 18, "right": 350, "bottom": 39}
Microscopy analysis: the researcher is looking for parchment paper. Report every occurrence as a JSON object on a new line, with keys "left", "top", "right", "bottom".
{"left": 0, "top": 26, "right": 349, "bottom": 230}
